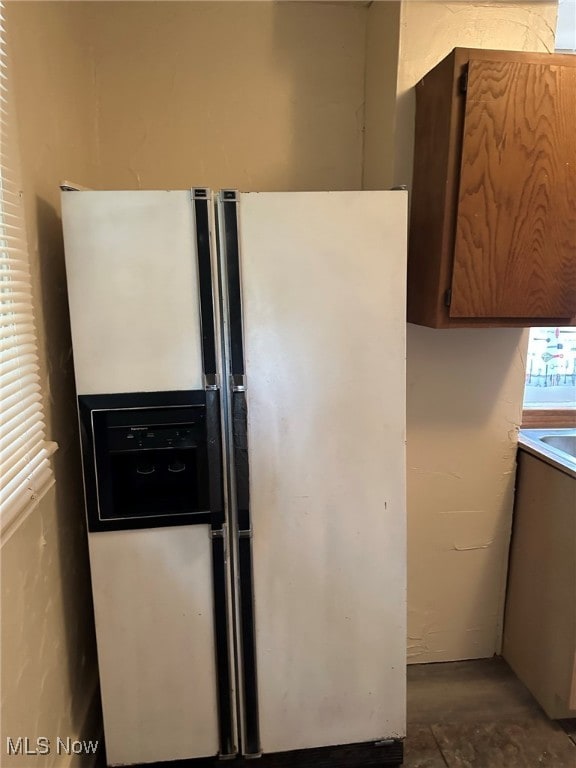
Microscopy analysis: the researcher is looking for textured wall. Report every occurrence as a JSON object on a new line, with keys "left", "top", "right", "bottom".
{"left": 1, "top": 3, "right": 100, "bottom": 766}
{"left": 393, "top": 0, "right": 558, "bottom": 663}
{"left": 86, "top": 1, "right": 367, "bottom": 192}
{"left": 362, "top": 0, "right": 401, "bottom": 190}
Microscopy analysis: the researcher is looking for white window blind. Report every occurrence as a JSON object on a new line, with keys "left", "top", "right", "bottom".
{"left": 0, "top": 2, "right": 55, "bottom": 533}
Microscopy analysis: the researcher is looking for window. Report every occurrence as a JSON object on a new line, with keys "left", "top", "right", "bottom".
{"left": 523, "top": 327, "right": 576, "bottom": 427}
{"left": 556, "top": 0, "right": 576, "bottom": 52}
{"left": 0, "top": 2, "right": 55, "bottom": 534}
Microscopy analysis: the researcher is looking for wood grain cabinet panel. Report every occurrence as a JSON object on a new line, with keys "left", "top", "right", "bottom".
{"left": 408, "top": 48, "right": 576, "bottom": 328}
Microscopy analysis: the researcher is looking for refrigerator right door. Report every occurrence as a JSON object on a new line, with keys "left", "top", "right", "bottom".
{"left": 238, "top": 191, "right": 407, "bottom": 753}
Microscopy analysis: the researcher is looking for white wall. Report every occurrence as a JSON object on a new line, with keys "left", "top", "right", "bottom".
{"left": 86, "top": 1, "right": 367, "bottom": 192}
{"left": 363, "top": 1, "right": 401, "bottom": 190}
{"left": 392, "top": 0, "right": 558, "bottom": 662}
{"left": 1, "top": 4, "right": 101, "bottom": 765}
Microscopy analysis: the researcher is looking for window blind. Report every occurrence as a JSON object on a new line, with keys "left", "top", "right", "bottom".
{"left": 0, "top": 2, "right": 55, "bottom": 533}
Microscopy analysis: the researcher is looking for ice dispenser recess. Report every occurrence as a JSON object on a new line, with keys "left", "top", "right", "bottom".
{"left": 78, "top": 391, "right": 214, "bottom": 532}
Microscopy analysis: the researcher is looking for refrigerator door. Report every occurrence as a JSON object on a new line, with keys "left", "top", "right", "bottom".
{"left": 61, "top": 190, "right": 204, "bottom": 395}
{"left": 89, "top": 526, "right": 220, "bottom": 765}
{"left": 236, "top": 191, "right": 407, "bottom": 753}
{"left": 62, "top": 190, "right": 237, "bottom": 764}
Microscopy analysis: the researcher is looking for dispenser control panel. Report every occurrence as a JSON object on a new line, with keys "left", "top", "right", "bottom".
{"left": 107, "top": 424, "right": 200, "bottom": 451}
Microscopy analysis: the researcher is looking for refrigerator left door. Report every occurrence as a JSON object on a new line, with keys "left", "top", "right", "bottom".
{"left": 89, "top": 526, "right": 220, "bottom": 766}
{"left": 61, "top": 190, "right": 204, "bottom": 395}
{"left": 61, "top": 190, "right": 236, "bottom": 764}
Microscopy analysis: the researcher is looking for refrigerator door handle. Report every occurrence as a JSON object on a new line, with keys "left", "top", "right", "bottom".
{"left": 231, "top": 388, "right": 261, "bottom": 757}
{"left": 218, "top": 191, "right": 261, "bottom": 757}
{"left": 192, "top": 187, "right": 218, "bottom": 380}
{"left": 210, "top": 524, "right": 238, "bottom": 759}
{"left": 194, "top": 189, "right": 238, "bottom": 758}
{"left": 219, "top": 191, "right": 245, "bottom": 379}
{"left": 205, "top": 373, "right": 220, "bottom": 391}
{"left": 231, "top": 374, "right": 246, "bottom": 392}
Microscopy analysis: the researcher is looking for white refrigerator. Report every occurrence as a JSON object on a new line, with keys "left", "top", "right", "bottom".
{"left": 61, "top": 189, "right": 407, "bottom": 768}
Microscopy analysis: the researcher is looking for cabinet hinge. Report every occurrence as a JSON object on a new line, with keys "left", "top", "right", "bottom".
{"left": 444, "top": 288, "right": 452, "bottom": 307}
{"left": 459, "top": 67, "right": 468, "bottom": 95}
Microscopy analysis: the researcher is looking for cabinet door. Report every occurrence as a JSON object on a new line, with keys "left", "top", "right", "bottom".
{"left": 450, "top": 59, "right": 576, "bottom": 319}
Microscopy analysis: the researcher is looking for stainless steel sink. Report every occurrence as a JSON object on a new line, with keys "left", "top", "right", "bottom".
{"left": 518, "top": 429, "right": 576, "bottom": 477}
{"left": 541, "top": 434, "right": 576, "bottom": 458}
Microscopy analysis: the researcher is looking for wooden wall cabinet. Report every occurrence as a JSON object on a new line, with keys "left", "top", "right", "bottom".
{"left": 408, "top": 48, "right": 576, "bottom": 328}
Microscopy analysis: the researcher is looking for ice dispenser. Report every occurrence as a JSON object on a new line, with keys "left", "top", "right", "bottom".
{"left": 78, "top": 391, "right": 219, "bottom": 531}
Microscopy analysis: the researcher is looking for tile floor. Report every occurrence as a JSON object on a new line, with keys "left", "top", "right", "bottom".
{"left": 94, "top": 657, "right": 576, "bottom": 767}
{"left": 404, "top": 657, "right": 576, "bottom": 767}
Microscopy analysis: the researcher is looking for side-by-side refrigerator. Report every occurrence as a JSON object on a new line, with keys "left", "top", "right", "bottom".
{"left": 61, "top": 189, "right": 407, "bottom": 768}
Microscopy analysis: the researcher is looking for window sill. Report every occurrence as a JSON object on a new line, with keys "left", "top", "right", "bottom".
{"left": 521, "top": 409, "right": 576, "bottom": 429}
